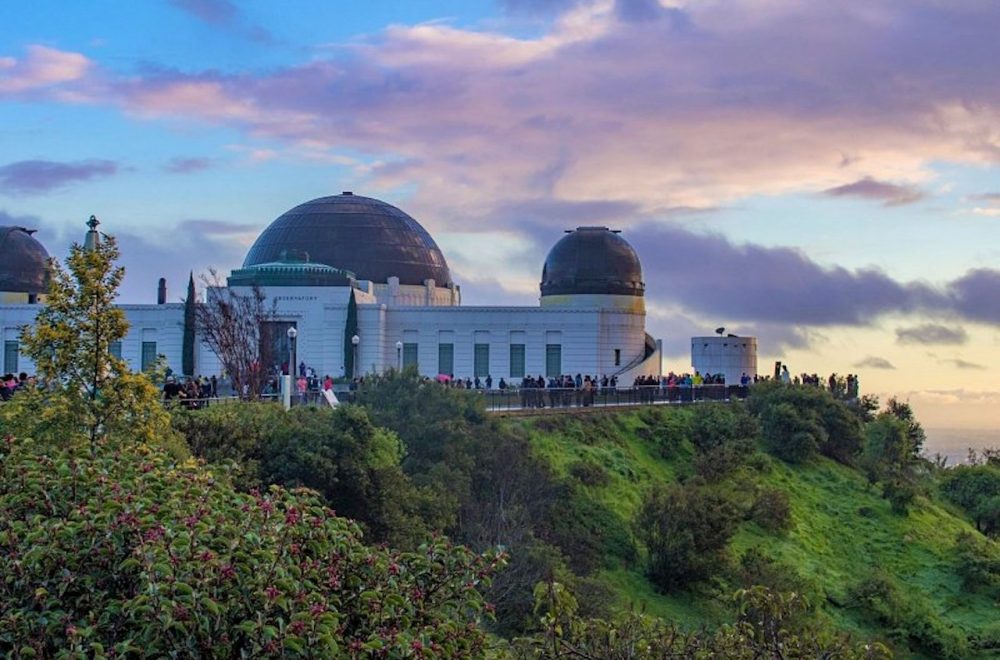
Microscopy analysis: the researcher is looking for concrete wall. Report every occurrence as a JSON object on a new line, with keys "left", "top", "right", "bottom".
{"left": 690, "top": 336, "right": 758, "bottom": 385}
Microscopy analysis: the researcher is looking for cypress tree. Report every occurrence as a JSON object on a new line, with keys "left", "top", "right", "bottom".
{"left": 343, "top": 288, "right": 358, "bottom": 378}
{"left": 182, "top": 272, "right": 196, "bottom": 376}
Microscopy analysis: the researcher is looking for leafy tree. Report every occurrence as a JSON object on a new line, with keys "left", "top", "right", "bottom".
{"left": 515, "top": 580, "right": 890, "bottom": 659}
{"left": 182, "top": 271, "right": 196, "bottom": 376}
{"left": 885, "top": 397, "right": 926, "bottom": 458}
{"left": 861, "top": 414, "right": 911, "bottom": 482}
{"left": 749, "top": 381, "right": 862, "bottom": 464}
{"left": 195, "top": 271, "right": 275, "bottom": 400}
{"left": 0, "top": 433, "right": 500, "bottom": 657}
{"left": 760, "top": 401, "right": 824, "bottom": 463}
{"left": 636, "top": 483, "right": 739, "bottom": 591}
{"left": 954, "top": 532, "right": 1000, "bottom": 597}
{"left": 10, "top": 232, "right": 174, "bottom": 452}
{"left": 171, "top": 402, "right": 438, "bottom": 548}
{"left": 941, "top": 464, "right": 1000, "bottom": 536}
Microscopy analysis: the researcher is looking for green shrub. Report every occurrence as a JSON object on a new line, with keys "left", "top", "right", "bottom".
{"left": 760, "top": 401, "right": 824, "bottom": 463}
{"left": 954, "top": 531, "right": 1000, "bottom": 597}
{"left": 748, "top": 382, "right": 862, "bottom": 464}
{"left": 568, "top": 460, "right": 610, "bottom": 487}
{"left": 847, "top": 569, "right": 969, "bottom": 658}
{"left": 750, "top": 487, "right": 793, "bottom": 532}
{"left": 172, "top": 403, "right": 434, "bottom": 548}
{"left": 941, "top": 463, "right": 1000, "bottom": 536}
{"left": 0, "top": 434, "right": 499, "bottom": 657}
{"left": 636, "top": 483, "right": 739, "bottom": 591}
{"left": 689, "top": 403, "right": 759, "bottom": 454}
{"left": 541, "top": 485, "right": 636, "bottom": 574}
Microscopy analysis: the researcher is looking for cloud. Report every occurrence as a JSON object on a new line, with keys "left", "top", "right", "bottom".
{"left": 163, "top": 157, "right": 213, "bottom": 174}
{"left": 177, "top": 218, "right": 261, "bottom": 236}
{"left": 822, "top": 176, "right": 925, "bottom": 206}
{"left": 628, "top": 223, "right": 943, "bottom": 325}
{"left": 6, "top": 2, "right": 1000, "bottom": 222}
{"left": 167, "top": 0, "right": 274, "bottom": 43}
{"left": 0, "top": 45, "right": 92, "bottom": 97}
{"left": 941, "top": 358, "right": 986, "bottom": 370}
{"left": 168, "top": 0, "right": 239, "bottom": 25}
{"left": 854, "top": 356, "right": 896, "bottom": 369}
{"left": 947, "top": 269, "right": 1000, "bottom": 324}
{"left": 0, "top": 159, "right": 118, "bottom": 194}
{"left": 895, "top": 323, "right": 968, "bottom": 345}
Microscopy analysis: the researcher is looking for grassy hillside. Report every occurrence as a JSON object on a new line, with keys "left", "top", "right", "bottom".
{"left": 514, "top": 406, "right": 998, "bottom": 656}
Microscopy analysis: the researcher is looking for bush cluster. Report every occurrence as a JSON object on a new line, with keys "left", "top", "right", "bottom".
{"left": 0, "top": 434, "right": 499, "bottom": 657}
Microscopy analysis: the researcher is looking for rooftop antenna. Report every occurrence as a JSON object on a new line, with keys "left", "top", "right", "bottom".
{"left": 715, "top": 327, "right": 725, "bottom": 336}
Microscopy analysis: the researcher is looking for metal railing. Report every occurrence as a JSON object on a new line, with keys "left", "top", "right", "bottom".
{"left": 151, "top": 384, "right": 750, "bottom": 412}
{"left": 480, "top": 384, "right": 748, "bottom": 412}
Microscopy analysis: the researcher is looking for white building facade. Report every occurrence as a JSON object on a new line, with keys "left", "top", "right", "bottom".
{"left": 1, "top": 192, "right": 673, "bottom": 383}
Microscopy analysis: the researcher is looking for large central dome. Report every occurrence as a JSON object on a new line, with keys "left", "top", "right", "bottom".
{"left": 243, "top": 193, "right": 452, "bottom": 286}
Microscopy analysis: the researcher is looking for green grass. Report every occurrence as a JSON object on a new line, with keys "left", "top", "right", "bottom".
{"left": 513, "top": 407, "right": 998, "bottom": 655}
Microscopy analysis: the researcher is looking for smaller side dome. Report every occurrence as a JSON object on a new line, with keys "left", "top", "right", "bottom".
{"left": 0, "top": 226, "right": 50, "bottom": 294}
{"left": 540, "top": 227, "right": 644, "bottom": 297}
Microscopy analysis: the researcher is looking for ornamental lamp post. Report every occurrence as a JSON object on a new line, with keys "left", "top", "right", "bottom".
{"left": 351, "top": 334, "right": 360, "bottom": 379}
{"left": 396, "top": 340, "right": 403, "bottom": 372}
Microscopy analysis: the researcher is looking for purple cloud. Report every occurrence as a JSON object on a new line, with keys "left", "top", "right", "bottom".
{"left": 823, "top": 177, "right": 925, "bottom": 206}
{"left": 854, "top": 356, "right": 896, "bottom": 370}
{"left": 167, "top": 0, "right": 239, "bottom": 25}
{"left": 167, "top": 0, "right": 273, "bottom": 43}
{"left": 164, "top": 157, "right": 213, "bottom": 174}
{"left": 0, "top": 159, "right": 118, "bottom": 194}
{"left": 629, "top": 224, "right": 942, "bottom": 326}
{"left": 948, "top": 269, "right": 1000, "bottom": 324}
{"left": 896, "top": 324, "right": 968, "bottom": 345}
{"left": 177, "top": 219, "right": 260, "bottom": 235}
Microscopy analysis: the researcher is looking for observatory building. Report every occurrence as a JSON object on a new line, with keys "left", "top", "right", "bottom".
{"left": 0, "top": 192, "right": 687, "bottom": 383}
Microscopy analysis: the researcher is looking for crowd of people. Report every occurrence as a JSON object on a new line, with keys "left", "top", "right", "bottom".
{"left": 0, "top": 373, "right": 33, "bottom": 401}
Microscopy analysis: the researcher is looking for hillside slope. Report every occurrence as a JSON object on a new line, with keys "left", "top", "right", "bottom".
{"left": 515, "top": 406, "right": 998, "bottom": 657}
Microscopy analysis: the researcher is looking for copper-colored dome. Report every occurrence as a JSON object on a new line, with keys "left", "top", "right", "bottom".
{"left": 541, "top": 227, "right": 644, "bottom": 297}
{"left": 243, "top": 193, "right": 452, "bottom": 286}
{"left": 0, "top": 226, "right": 50, "bottom": 294}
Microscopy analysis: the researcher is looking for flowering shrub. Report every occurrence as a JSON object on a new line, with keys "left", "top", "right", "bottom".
{"left": 0, "top": 434, "right": 502, "bottom": 657}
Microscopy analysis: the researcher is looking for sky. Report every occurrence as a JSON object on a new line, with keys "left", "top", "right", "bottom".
{"left": 1, "top": 0, "right": 999, "bottom": 430}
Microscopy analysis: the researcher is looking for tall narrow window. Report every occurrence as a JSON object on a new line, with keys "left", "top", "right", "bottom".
{"left": 3, "top": 340, "right": 18, "bottom": 373}
{"left": 545, "top": 344, "right": 562, "bottom": 377}
{"left": 141, "top": 342, "right": 157, "bottom": 371}
{"left": 110, "top": 341, "right": 123, "bottom": 359}
{"left": 474, "top": 343, "right": 490, "bottom": 377}
{"left": 509, "top": 344, "right": 525, "bottom": 378}
{"left": 402, "top": 343, "right": 418, "bottom": 368}
{"left": 614, "top": 348, "right": 621, "bottom": 366}
{"left": 438, "top": 343, "right": 454, "bottom": 375}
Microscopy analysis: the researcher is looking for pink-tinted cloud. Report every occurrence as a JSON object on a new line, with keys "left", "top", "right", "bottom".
{"left": 0, "top": 159, "right": 118, "bottom": 194}
{"left": 0, "top": 45, "right": 91, "bottom": 97}
{"left": 823, "top": 177, "right": 925, "bottom": 206}
{"left": 5, "top": 2, "right": 1000, "bottom": 226}
{"left": 64, "top": 0, "right": 993, "bottom": 232}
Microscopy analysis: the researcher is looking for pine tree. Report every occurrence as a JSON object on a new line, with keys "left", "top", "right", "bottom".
{"left": 344, "top": 289, "right": 358, "bottom": 379}
{"left": 182, "top": 272, "right": 196, "bottom": 376}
